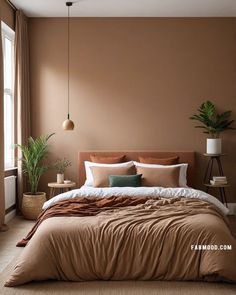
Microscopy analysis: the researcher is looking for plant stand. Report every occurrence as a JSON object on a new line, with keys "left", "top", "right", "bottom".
{"left": 203, "top": 153, "right": 228, "bottom": 207}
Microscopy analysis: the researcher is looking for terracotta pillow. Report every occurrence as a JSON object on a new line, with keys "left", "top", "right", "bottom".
{"left": 136, "top": 166, "right": 180, "bottom": 187}
{"left": 90, "top": 166, "right": 135, "bottom": 187}
{"left": 138, "top": 156, "right": 179, "bottom": 165}
{"left": 90, "top": 155, "right": 126, "bottom": 164}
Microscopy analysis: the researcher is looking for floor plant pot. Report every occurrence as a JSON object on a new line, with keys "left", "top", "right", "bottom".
{"left": 206, "top": 138, "right": 222, "bottom": 154}
{"left": 22, "top": 192, "right": 46, "bottom": 220}
{"left": 57, "top": 173, "right": 64, "bottom": 184}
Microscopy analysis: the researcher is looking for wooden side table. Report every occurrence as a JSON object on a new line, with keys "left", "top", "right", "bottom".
{"left": 48, "top": 182, "right": 76, "bottom": 199}
{"left": 203, "top": 153, "right": 228, "bottom": 207}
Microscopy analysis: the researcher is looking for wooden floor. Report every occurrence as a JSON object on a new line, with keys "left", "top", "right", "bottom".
{"left": 228, "top": 215, "right": 236, "bottom": 237}
{"left": 0, "top": 216, "right": 34, "bottom": 272}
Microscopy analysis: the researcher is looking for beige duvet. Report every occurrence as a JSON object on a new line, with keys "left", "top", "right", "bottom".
{"left": 5, "top": 196, "right": 236, "bottom": 286}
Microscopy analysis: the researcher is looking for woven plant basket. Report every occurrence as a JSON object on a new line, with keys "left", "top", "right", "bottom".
{"left": 22, "top": 192, "right": 46, "bottom": 220}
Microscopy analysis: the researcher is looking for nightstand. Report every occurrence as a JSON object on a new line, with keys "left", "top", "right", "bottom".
{"left": 203, "top": 153, "right": 228, "bottom": 207}
{"left": 48, "top": 182, "right": 76, "bottom": 199}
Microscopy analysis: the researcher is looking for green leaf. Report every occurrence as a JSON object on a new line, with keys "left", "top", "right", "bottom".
{"left": 15, "top": 133, "right": 55, "bottom": 194}
{"left": 190, "top": 101, "right": 234, "bottom": 136}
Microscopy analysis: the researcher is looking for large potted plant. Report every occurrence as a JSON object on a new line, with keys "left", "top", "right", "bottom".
{"left": 190, "top": 101, "right": 234, "bottom": 154}
{"left": 16, "top": 133, "right": 54, "bottom": 220}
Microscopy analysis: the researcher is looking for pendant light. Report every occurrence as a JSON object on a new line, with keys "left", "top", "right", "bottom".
{"left": 62, "top": 1, "right": 75, "bottom": 130}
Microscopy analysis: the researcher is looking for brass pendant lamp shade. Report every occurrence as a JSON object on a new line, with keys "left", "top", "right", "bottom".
{"left": 62, "top": 115, "right": 75, "bottom": 130}
{"left": 63, "top": 1, "right": 75, "bottom": 130}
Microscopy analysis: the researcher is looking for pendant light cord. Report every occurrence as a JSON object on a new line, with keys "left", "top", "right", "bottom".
{"left": 63, "top": 2, "right": 75, "bottom": 130}
{"left": 67, "top": 3, "right": 70, "bottom": 119}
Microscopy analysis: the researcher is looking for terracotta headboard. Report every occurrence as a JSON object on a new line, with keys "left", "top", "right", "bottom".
{"left": 78, "top": 151, "right": 195, "bottom": 188}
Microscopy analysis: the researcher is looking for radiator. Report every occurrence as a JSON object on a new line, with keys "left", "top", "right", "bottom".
{"left": 4, "top": 176, "right": 16, "bottom": 210}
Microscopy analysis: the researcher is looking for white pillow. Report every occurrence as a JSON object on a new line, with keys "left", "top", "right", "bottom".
{"left": 133, "top": 161, "right": 188, "bottom": 187}
{"left": 84, "top": 161, "right": 134, "bottom": 186}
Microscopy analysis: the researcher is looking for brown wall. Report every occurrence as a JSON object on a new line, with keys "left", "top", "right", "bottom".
{"left": 0, "top": 0, "right": 15, "bottom": 29}
{"left": 29, "top": 18, "right": 236, "bottom": 202}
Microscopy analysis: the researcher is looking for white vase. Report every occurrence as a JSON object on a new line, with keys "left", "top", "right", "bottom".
{"left": 57, "top": 173, "right": 64, "bottom": 184}
{"left": 206, "top": 138, "right": 222, "bottom": 154}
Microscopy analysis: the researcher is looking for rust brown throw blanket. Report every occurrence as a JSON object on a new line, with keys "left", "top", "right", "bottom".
{"left": 5, "top": 196, "right": 236, "bottom": 287}
{"left": 17, "top": 196, "right": 151, "bottom": 247}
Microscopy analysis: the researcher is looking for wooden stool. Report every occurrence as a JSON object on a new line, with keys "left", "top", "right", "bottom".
{"left": 48, "top": 182, "right": 76, "bottom": 199}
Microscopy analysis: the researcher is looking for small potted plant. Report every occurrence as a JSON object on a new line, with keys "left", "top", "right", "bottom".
{"left": 190, "top": 101, "right": 234, "bottom": 154}
{"left": 16, "top": 133, "right": 54, "bottom": 220}
{"left": 54, "top": 158, "right": 72, "bottom": 184}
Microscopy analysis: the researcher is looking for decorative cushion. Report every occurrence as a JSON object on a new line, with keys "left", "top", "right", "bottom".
{"left": 84, "top": 161, "right": 134, "bottom": 186}
{"left": 134, "top": 162, "right": 188, "bottom": 187}
{"left": 139, "top": 156, "right": 179, "bottom": 165}
{"left": 136, "top": 166, "right": 180, "bottom": 187}
{"left": 90, "top": 166, "right": 135, "bottom": 187}
{"left": 109, "top": 174, "right": 142, "bottom": 187}
{"left": 90, "top": 155, "right": 126, "bottom": 164}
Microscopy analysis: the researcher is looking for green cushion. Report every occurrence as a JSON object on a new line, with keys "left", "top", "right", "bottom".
{"left": 109, "top": 174, "right": 142, "bottom": 187}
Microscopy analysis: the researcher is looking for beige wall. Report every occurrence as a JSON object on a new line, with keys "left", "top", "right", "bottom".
{"left": 29, "top": 18, "right": 236, "bottom": 202}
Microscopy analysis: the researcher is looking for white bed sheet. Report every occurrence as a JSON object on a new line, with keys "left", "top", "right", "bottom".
{"left": 43, "top": 186, "right": 229, "bottom": 215}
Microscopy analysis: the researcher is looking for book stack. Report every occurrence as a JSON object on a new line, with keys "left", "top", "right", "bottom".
{"left": 210, "top": 176, "right": 227, "bottom": 186}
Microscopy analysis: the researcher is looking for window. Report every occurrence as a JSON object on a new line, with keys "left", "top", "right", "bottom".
{"left": 1, "top": 22, "right": 15, "bottom": 169}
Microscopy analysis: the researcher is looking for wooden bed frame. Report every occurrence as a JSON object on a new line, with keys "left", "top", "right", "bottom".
{"left": 78, "top": 151, "right": 195, "bottom": 187}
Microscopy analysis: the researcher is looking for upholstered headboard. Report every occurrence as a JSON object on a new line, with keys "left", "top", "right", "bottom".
{"left": 78, "top": 151, "right": 195, "bottom": 188}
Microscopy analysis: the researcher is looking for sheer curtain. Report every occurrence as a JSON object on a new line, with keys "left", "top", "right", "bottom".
{"left": 0, "top": 1, "right": 7, "bottom": 232}
{"left": 15, "top": 10, "right": 31, "bottom": 210}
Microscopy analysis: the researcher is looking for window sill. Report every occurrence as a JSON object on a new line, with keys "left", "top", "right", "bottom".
{"left": 4, "top": 167, "right": 17, "bottom": 177}
{"left": 4, "top": 167, "right": 17, "bottom": 172}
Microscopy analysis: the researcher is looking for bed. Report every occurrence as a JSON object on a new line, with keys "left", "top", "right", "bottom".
{"left": 4, "top": 151, "right": 236, "bottom": 287}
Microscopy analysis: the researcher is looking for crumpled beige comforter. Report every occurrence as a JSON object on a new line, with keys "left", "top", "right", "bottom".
{"left": 5, "top": 196, "right": 236, "bottom": 286}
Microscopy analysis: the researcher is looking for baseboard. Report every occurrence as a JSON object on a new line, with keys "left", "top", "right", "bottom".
{"left": 227, "top": 203, "right": 236, "bottom": 216}
{"left": 5, "top": 209, "right": 16, "bottom": 223}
